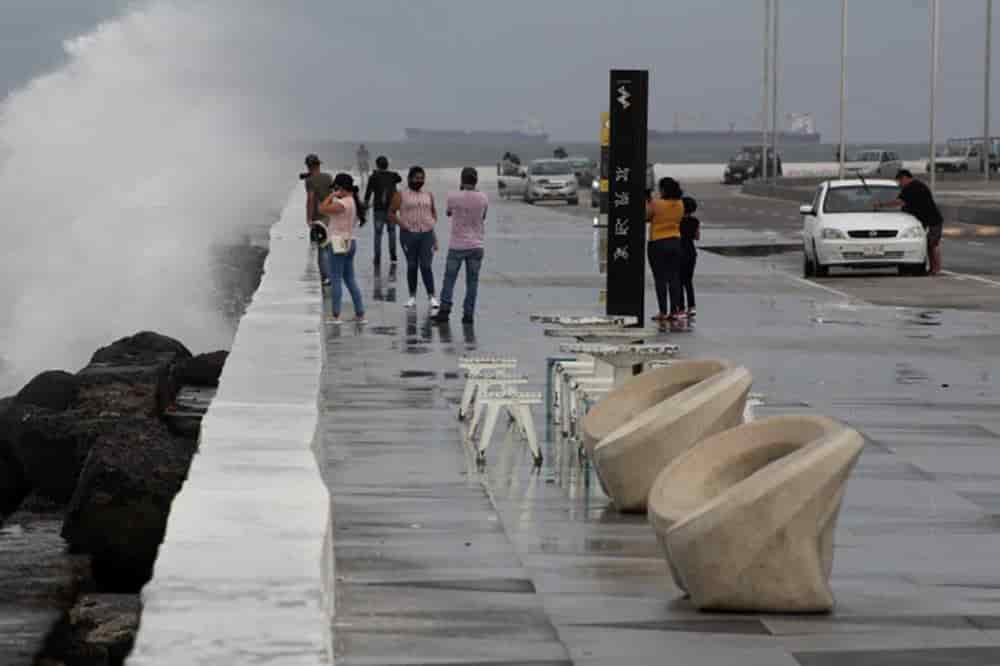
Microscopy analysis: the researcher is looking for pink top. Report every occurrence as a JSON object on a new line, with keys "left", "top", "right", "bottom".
{"left": 327, "top": 196, "right": 356, "bottom": 240}
{"left": 399, "top": 189, "right": 436, "bottom": 233}
{"left": 446, "top": 190, "right": 488, "bottom": 250}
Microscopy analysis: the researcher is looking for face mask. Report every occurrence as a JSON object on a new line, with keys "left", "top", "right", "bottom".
{"left": 409, "top": 179, "right": 424, "bottom": 191}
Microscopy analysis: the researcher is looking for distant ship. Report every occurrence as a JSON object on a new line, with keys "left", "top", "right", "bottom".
{"left": 647, "top": 129, "right": 821, "bottom": 145}
{"left": 404, "top": 128, "right": 549, "bottom": 145}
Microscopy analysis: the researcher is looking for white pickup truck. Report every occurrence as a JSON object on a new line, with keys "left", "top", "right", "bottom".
{"left": 927, "top": 145, "right": 999, "bottom": 173}
{"left": 842, "top": 149, "right": 903, "bottom": 178}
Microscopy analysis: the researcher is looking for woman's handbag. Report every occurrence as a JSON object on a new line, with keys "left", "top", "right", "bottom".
{"left": 330, "top": 236, "right": 351, "bottom": 254}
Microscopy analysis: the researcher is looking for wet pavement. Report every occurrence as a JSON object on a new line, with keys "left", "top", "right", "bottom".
{"left": 319, "top": 170, "right": 1000, "bottom": 664}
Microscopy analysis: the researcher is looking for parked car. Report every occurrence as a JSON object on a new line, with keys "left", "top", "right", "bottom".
{"left": 523, "top": 159, "right": 578, "bottom": 205}
{"left": 568, "top": 156, "right": 597, "bottom": 187}
{"left": 927, "top": 145, "right": 999, "bottom": 173}
{"left": 723, "top": 147, "right": 782, "bottom": 184}
{"left": 497, "top": 165, "right": 527, "bottom": 200}
{"left": 843, "top": 149, "right": 902, "bottom": 178}
{"left": 801, "top": 179, "right": 927, "bottom": 277}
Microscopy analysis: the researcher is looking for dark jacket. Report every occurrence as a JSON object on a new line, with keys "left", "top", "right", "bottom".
{"left": 364, "top": 169, "right": 403, "bottom": 212}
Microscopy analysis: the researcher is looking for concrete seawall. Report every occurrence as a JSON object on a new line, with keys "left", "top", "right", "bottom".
{"left": 126, "top": 184, "right": 331, "bottom": 664}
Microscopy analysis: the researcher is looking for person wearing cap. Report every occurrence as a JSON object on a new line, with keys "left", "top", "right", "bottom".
{"left": 433, "top": 167, "right": 488, "bottom": 324}
{"left": 317, "top": 173, "right": 367, "bottom": 324}
{"left": 875, "top": 169, "right": 944, "bottom": 275}
{"left": 303, "top": 154, "right": 334, "bottom": 286}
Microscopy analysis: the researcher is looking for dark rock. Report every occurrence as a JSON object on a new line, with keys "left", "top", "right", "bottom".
{"left": 6, "top": 407, "right": 120, "bottom": 505}
{"left": 0, "top": 437, "right": 29, "bottom": 518}
{"left": 15, "top": 370, "right": 79, "bottom": 411}
{"left": 74, "top": 376, "right": 167, "bottom": 419}
{"left": 90, "top": 331, "right": 191, "bottom": 366}
{"left": 62, "top": 419, "right": 197, "bottom": 592}
{"left": 37, "top": 593, "right": 140, "bottom": 666}
{"left": 175, "top": 350, "right": 228, "bottom": 387}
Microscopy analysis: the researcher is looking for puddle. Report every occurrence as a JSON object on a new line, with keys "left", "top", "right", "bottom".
{"left": 702, "top": 243, "right": 800, "bottom": 258}
{"left": 400, "top": 370, "right": 437, "bottom": 379}
{"left": 369, "top": 326, "right": 398, "bottom": 336}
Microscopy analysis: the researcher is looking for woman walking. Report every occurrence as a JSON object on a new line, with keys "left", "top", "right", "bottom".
{"left": 318, "top": 173, "right": 367, "bottom": 324}
{"left": 646, "top": 177, "right": 685, "bottom": 323}
{"left": 390, "top": 166, "right": 439, "bottom": 310}
{"left": 679, "top": 195, "right": 700, "bottom": 317}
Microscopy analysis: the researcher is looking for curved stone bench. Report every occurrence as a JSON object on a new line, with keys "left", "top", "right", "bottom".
{"left": 649, "top": 415, "right": 864, "bottom": 613}
{"left": 589, "top": 361, "right": 751, "bottom": 513}
{"left": 581, "top": 360, "right": 734, "bottom": 458}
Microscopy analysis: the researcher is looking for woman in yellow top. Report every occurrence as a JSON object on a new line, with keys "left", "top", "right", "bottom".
{"left": 646, "top": 177, "right": 686, "bottom": 322}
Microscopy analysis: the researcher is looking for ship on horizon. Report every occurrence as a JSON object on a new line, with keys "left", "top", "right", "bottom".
{"left": 650, "top": 111, "right": 820, "bottom": 145}
{"left": 404, "top": 127, "right": 550, "bottom": 145}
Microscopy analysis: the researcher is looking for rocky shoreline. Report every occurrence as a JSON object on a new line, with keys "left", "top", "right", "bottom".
{"left": 0, "top": 237, "right": 269, "bottom": 665}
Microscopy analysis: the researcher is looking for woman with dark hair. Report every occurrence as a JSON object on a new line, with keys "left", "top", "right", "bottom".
{"left": 318, "top": 173, "right": 367, "bottom": 324}
{"left": 389, "top": 166, "right": 439, "bottom": 310}
{"left": 646, "top": 177, "right": 685, "bottom": 323}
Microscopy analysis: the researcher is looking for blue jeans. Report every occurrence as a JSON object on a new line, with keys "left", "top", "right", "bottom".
{"left": 322, "top": 241, "right": 364, "bottom": 317}
{"left": 372, "top": 209, "right": 397, "bottom": 264}
{"left": 399, "top": 229, "right": 435, "bottom": 297}
{"left": 440, "top": 248, "right": 484, "bottom": 316}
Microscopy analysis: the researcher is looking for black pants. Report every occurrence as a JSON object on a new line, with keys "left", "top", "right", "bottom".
{"left": 679, "top": 239, "right": 696, "bottom": 310}
{"left": 647, "top": 238, "right": 683, "bottom": 315}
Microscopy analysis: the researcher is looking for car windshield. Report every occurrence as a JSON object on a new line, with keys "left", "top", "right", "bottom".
{"left": 823, "top": 186, "right": 899, "bottom": 213}
{"left": 851, "top": 151, "right": 880, "bottom": 162}
{"left": 568, "top": 158, "right": 591, "bottom": 168}
{"left": 732, "top": 152, "right": 755, "bottom": 161}
{"left": 530, "top": 161, "right": 573, "bottom": 175}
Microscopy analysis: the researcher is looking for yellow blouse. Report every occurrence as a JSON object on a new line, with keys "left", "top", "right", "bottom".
{"left": 648, "top": 198, "right": 684, "bottom": 241}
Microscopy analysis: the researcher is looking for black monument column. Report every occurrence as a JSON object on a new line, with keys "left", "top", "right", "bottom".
{"left": 605, "top": 69, "right": 649, "bottom": 323}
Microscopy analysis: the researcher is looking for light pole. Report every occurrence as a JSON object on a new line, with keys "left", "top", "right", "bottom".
{"left": 929, "top": 0, "right": 940, "bottom": 191}
{"left": 762, "top": 0, "right": 771, "bottom": 181}
{"left": 985, "top": 0, "right": 993, "bottom": 181}
{"left": 839, "top": 0, "right": 847, "bottom": 180}
{"left": 771, "top": 0, "right": 780, "bottom": 180}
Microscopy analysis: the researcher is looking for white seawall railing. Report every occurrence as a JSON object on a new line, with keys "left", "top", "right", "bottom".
{"left": 127, "top": 183, "right": 331, "bottom": 665}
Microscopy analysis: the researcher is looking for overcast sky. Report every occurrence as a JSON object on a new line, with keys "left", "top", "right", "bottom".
{"left": 1, "top": 0, "right": 997, "bottom": 143}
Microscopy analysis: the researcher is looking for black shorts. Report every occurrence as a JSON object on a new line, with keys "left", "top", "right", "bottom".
{"left": 926, "top": 224, "right": 942, "bottom": 248}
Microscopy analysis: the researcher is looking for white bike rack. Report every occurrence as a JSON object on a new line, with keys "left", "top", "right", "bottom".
{"left": 458, "top": 357, "right": 519, "bottom": 421}
{"left": 467, "top": 385, "right": 543, "bottom": 467}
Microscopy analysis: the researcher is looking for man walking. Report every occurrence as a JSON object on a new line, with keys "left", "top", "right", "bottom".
{"left": 364, "top": 156, "right": 402, "bottom": 268}
{"left": 877, "top": 169, "right": 944, "bottom": 274}
{"left": 303, "top": 153, "right": 334, "bottom": 286}
{"left": 433, "top": 167, "right": 488, "bottom": 324}
{"left": 356, "top": 144, "right": 371, "bottom": 189}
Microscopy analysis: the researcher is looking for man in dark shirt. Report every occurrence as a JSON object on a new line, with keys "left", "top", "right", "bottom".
{"left": 303, "top": 154, "right": 334, "bottom": 285}
{"left": 364, "top": 155, "right": 403, "bottom": 267}
{"left": 877, "top": 169, "right": 944, "bottom": 274}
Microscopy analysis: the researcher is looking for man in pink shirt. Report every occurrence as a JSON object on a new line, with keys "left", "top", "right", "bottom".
{"left": 433, "top": 167, "right": 488, "bottom": 324}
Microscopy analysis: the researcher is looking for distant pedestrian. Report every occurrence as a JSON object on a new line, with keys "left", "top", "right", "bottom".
{"left": 364, "top": 156, "right": 402, "bottom": 268}
{"left": 390, "top": 166, "right": 439, "bottom": 310}
{"left": 877, "top": 169, "right": 944, "bottom": 274}
{"left": 679, "top": 195, "right": 701, "bottom": 317}
{"left": 646, "top": 177, "right": 686, "bottom": 323}
{"left": 356, "top": 144, "right": 371, "bottom": 187}
{"left": 302, "top": 153, "right": 333, "bottom": 286}
{"left": 318, "top": 173, "right": 367, "bottom": 324}
{"left": 433, "top": 167, "right": 488, "bottom": 324}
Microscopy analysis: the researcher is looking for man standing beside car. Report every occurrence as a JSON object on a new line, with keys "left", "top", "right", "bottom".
{"left": 876, "top": 169, "right": 943, "bottom": 275}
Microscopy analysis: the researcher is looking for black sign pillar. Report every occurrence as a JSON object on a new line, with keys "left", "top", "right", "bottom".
{"left": 605, "top": 69, "right": 649, "bottom": 322}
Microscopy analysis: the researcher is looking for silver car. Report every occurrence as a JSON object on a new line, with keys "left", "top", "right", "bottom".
{"left": 523, "top": 159, "right": 579, "bottom": 205}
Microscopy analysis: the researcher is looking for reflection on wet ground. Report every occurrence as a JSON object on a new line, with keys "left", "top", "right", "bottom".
{"left": 318, "top": 176, "right": 1000, "bottom": 665}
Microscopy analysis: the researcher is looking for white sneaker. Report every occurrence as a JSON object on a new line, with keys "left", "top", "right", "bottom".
{"left": 405, "top": 297, "right": 416, "bottom": 308}
{"left": 429, "top": 296, "right": 440, "bottom": 310}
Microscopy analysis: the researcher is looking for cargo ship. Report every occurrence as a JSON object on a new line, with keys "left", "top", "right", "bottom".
{"left": 404, "top": 128, "right": 549, "bottom": 145}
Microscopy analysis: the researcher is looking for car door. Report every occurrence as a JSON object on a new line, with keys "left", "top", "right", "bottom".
{"left": 803, "top": 184, "right": 824, "bottom": 255}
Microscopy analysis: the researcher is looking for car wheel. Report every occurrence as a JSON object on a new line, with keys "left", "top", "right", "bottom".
{"left": 523, "top": 191, "right": 532, "bottom": 204}
{"left": 568, "top": 197, "right": 579, "bottom": 206}
{"left": 803, "top": 251, "right": 815, "bottom": 278}
{"left": 813, "top": 242, "right": 829, "bottom": 277}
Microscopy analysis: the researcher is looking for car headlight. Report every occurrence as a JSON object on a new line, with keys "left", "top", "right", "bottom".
{"left": 592, "top": 179, "right": 599, "bottom": 190}
{"left": 821, "top": 228, "right": 847, "bottom": 240}
{"left": 747, "top": 166, "right": 756, "bottom": 175}
{"left": 900, "top": 225, "right": 924, "bottom": 239}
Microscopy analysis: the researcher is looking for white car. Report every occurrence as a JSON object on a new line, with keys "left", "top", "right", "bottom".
{"left": 523, "top": 159, "right": 578, "bottom": 205}
{"left": 842, "top": 150, "right": 903, "bottom": 178}
{"left": 801, "top": 179, "right": 928, "bottom": 277}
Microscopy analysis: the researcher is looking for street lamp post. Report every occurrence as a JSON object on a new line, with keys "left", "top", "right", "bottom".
{"left": 985, "top": 0, "right": 993, "bottom": 182}
{"left": 929, "top": 0, "right": 940, "bottom": 191}
{"left": 762, "top": 0, "right": 771, "bottom": 182}
{"left": 839, "top": 0, "right": 847, "bottom": 180}
{"left": 772, "top": 0, "right": 780, "bottom": 181}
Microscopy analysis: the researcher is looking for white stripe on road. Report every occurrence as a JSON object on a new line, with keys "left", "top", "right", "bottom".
{"left": 941, "top": 270, "right": 1000, "bottom": 287}
{"left": 786, "top": 275, "right": 858, "bottom": 300}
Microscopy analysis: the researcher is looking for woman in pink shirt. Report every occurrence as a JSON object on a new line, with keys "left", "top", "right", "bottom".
{"left": 318, "top": 173, "right": 366, "bottom": 324}
{"left": 432, "top": 167, "right": 488, "bottom": 324}
{"left": 389, "top": 166, "right": 439, "bottom": 310}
